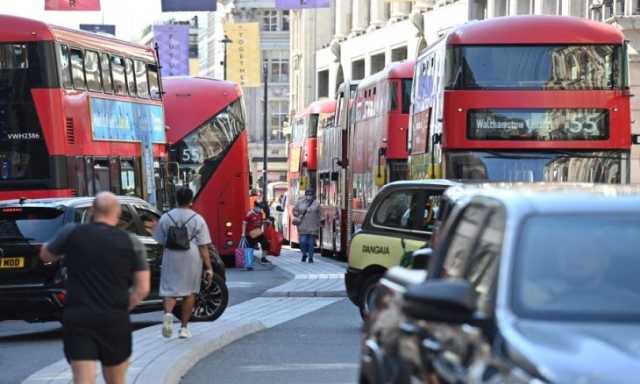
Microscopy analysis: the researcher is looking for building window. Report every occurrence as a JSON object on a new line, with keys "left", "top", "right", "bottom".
{"left": 517, "top": 0, "right": 532, "bottom": 14}
{"left": 570, "top": 0, "right": 586, "bottom": 16}
{"left": 264, "top": 51, "right": 289, "bottom": 83}
{"left": 282, "top": 10, "right": 290, "bottom": 31}
{"left": 391, "top": 46, "right": 408, "bottom": 62}
{"left": 262, "top": 10, "right": 279, "bottom": 31}
{"left": 371, "top": 52, "right": 386, "bottom": 74}
{"left": 318, "top": 70, "right": 329, "bottom": 98}
{"left": 615, "top": 0, "right": 625, "bottom": 14}
{"left": 352, "top": 59, "right": 365, "bottom": 80}
{"left": 270, "top": 100, "right": 288, "bottom": 141}
{"left": 634, "top": 0, "right": 640, "bottom": 14}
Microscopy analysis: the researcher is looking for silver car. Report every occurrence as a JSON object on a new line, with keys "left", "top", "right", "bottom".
{"left": 381, "top": 184, "right": 640, "bottom": 384}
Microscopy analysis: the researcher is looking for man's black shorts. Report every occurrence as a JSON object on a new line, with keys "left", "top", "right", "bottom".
{"left": 63, "top": 321, "right": 132, "bottom": 366}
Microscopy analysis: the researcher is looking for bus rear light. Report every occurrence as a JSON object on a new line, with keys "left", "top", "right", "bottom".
{"left": 226, "top": 231, "right": 233, "bottom": 237}
{"left": 225, "top": 221, "right": 232, "bottom": 228}
{"left": 225, "top": 240, "right": 233, "bottom": 247}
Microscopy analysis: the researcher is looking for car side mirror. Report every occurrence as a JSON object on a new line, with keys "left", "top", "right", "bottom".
{"left": 402, "top": 279, "right": 477, "bottom": 324}
{"left": 411, "top": 248, "right": 432, "bottom": 270}
{"left": 276, "top": 205, "right": 284, "bottom": 212}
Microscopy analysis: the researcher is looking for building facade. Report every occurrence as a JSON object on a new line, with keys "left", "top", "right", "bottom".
{"left": 289, "top": 0, "right": 640, "bottom": 182}
{"left": 200, "top": 0, "right": 291, "bottom": 186}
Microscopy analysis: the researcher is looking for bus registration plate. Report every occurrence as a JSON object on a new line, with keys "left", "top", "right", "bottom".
{"left": 0, "top": 257, "right": 24, "bottom": 269}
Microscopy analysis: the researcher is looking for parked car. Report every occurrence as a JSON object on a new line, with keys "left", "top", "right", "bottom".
{"left": 345, "top": 180, "right": 458, "bottom": 319}
{"left": 0, "top": 196, "right": 228, "bottom": 323}
{"left": 362, "top": 184, "right": 640, "bottom": 384}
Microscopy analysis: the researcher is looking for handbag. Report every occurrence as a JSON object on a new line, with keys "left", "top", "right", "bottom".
{"left": 264, "top": 223, "right": 283, "bottom": 257}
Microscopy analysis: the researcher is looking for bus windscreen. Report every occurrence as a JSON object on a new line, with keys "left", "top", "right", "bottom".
{"left": 446, "top": 45, "right": 622, "bottom": 90}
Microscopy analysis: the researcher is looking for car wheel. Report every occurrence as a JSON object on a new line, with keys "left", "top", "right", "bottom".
{"left": 174, "top": 274, "right": 229, "bottom": 322}
{"left": 358, "top": 273, "right": 384, "bottom": 320}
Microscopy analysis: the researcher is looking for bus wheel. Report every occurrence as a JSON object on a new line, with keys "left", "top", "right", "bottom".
{"left": 177, "top": 274, "right": 229, "bottom": 322}
{"left": 358, "top": 273, "right": 384, "bottom": 320}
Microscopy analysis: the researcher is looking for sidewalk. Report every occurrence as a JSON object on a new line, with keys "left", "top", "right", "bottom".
{"left": 23, "top": 248, "right": 347, "bottom": 384}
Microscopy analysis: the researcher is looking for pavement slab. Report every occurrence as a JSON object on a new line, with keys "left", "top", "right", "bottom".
{"left": 22, "top": 248, "right": 348, "bottom": 384}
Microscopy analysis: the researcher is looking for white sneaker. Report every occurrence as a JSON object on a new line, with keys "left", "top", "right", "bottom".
{"left": 179, "top": 327, "right": 192, "bottom": 339}
{"left": 162, "top": 313, "right": 173, "bottom": 338}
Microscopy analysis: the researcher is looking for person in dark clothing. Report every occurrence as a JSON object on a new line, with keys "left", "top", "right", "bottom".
{"left": 40, "top": 192, "right": 150, "bottom": 384}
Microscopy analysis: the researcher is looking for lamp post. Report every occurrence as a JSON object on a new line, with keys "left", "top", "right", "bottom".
{"left": 220, "top": 35, "right": 232, "bottom": 80}
{"left": 262, "top": 64, "right": 269, "bottom": 214}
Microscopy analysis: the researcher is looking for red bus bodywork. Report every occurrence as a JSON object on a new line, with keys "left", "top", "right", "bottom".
{"left": 316, "top": 82, "right": 358, "bottom": 258}
{"left": 409, "top": 16, "right": 631, "bottom": 183}
{"left": 284, "top": 99, "right": 335, "bottom": 245}
{"left": 163, "top": 77, "right": 250, "bottom": 259}
{"left": 0, "top": 15, "right": 167, "bottom": 202}
{"left": 349, "top": 61, "right": 414, "bottom": 231}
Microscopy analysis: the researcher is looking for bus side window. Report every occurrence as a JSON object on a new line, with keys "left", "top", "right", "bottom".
{"left": 69, "top": 48, "right": 86, "bottom": 89}
{"left": 93, "top": 159, "right": 111, "bottom": 193}
{"left": 111, "top": 56, "right": 126, "bottom": 95}
{"left": 125, "top": 58, "right": 137, "bottom": 96}
{"left": 148, "top": 64, "right": 160, "bottom": 99}
{"left": 59, "top": 45, "right": 73, "bottom": 89}
{"left": 84, "top": 50, "right": 101, "bottom": 92}
{"left": 100, "top": 53, "right": 113, "bottom": 93}
{"left": 135, "top": 60, "right": 149, "bottom": 98}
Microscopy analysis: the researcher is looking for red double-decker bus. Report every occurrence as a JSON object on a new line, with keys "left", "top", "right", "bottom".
{"left": 0, "top": 15, "right": 169, "bottom": 205}
{"left": 349, "top": 61, "right": 414, "bottom": 231}
{"left": 284, "top": 99, "right": 335, "bottom": 245}
{"left": 409, "top": 16, "right": 632, "bottom": 183}
{"left": 163, "top": 77, "right": 250, "bottom": 262}
{"left": 317, "top": 81, "right": 358, "bottom": 258}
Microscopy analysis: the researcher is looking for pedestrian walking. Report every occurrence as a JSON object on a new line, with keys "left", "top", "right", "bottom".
{"left": 243, "top": 201, "right": 271, "bottom": 264}
{"left": 39, "top": 192, "right": 150, "bottom": 384}
{"left": 293, "top": 189, "right": 321, "bottom": 263}
{"left": 153, "top": 187, "right": 214, "bottom": 339}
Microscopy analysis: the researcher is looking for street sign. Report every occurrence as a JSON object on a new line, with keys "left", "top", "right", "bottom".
{"left": 45, "top": 0, "right": 101, "bottom": 11}
{"left": 79, "top": 24, "right": 115, "bottom": 35}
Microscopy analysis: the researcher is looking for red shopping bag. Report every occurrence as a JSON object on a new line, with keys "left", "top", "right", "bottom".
{"left": 264, "top": 224, "right": 283, "bottom": 256}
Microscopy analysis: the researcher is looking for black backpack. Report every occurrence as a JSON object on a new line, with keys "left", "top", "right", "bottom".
{"left": 165, "top": 212, "right": 197, "bottom": 250}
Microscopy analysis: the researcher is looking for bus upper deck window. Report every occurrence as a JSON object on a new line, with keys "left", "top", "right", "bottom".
{"left": 125, "top": 58, "right": 136, "bottom": 96}
{"left": 135, "top": 60, "right": 149, "bottom": 98}
{"left": 100, "top": 53, "right": 113, "bottom": 93}
{"left": 69, "top": 48, "right": 86, "bottom": 90}
{"left": 58, "top": 45, "right": 73, "bottom": 89}
{"left": 111, "top": 56, "right": 126, "bottom": 95}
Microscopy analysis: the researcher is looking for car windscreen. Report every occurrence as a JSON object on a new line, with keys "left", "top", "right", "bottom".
{"left": 0, "top": 207, "right": 65, "bottom": 243}
{"left": 512, "top": 213, "right": 640, "bottom": 321}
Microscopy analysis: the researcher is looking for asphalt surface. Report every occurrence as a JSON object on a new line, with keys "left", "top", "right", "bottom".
{"left": 0, "top": 266, "right": 289, "bottom": 384}
{"left": 181, "top": 299, "right": 362, "bottom": 384}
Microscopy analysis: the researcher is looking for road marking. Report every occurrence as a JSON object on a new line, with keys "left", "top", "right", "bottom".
{"left": 226, "top": 281, "right": 256, "bottom": 288}
{"left": 240, "top": 363, "right": 358, "bottom": 372}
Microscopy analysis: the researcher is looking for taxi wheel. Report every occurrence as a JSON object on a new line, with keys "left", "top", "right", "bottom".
{"left": 358, "top": 273, "right": 384, "bottom": 320}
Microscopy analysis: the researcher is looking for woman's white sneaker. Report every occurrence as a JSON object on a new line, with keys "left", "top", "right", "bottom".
{"left": 162, "top": 313, "right": 174, "bottom": 338}
{"left": 179, "top": 327, "right": 192, "bottom": 339}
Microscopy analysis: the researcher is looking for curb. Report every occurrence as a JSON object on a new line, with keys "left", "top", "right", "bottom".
{"left": 153, "top": 321, "right": 265, "bottom": 384}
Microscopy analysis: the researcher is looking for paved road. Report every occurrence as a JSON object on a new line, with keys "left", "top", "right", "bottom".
{"left": 182, "top": 299, "right": 362, "bottom": 384}
{"left": 0, "top": 266, "right": 288, "bottom": 384}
